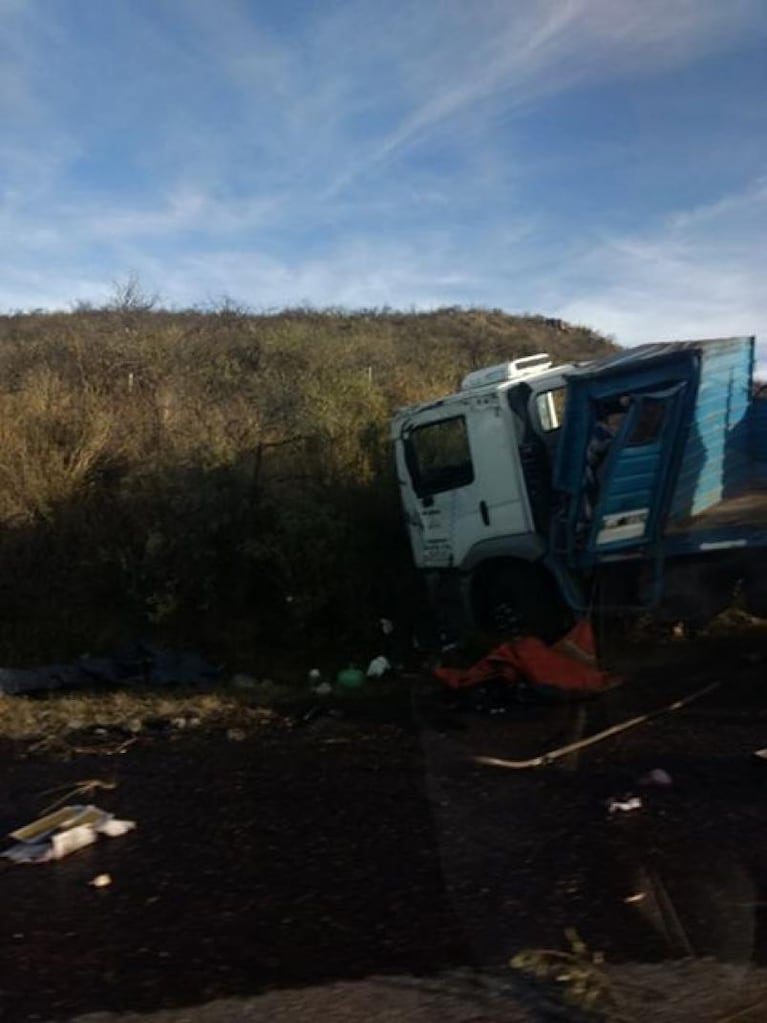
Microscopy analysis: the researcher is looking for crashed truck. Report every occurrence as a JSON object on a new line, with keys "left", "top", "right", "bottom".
{"left": 392, "top": 336, "right": 767, "bottom": 642}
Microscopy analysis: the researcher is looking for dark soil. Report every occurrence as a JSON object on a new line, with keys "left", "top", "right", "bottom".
{"left": 0, "top": 718, "right": 472, "bottom": 1021}
{"left": 2, "top": 633, "right": 767, "bottom": 1021}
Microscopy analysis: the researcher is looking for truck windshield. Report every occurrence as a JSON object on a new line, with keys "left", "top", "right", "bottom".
{"left": 407, "top": 416, "right": 474, "bottom": 497}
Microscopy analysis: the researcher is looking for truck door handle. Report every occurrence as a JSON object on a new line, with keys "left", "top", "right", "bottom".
{"left": 479, "top": 500, "right": 490, "bottom": 525}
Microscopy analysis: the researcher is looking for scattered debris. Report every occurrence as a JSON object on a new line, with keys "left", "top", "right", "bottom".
{"left": 98, "top": 819, "right": 135, "bottom": 838}
{"left": 39, "top": 778, "right": 117, "bottom": 816}
{"left": 301, "top": 705, "right": 324, "bottom": 725}
{"left": 0, "top": 642, "right": 221, "bottom": 698}
{"left": 336, "top": 666, "right": 365, "bottom": 689}
{"left": 640, "top": 767, "right": 673, "bottom": 787}
{"left": 0, "top": 664, "right": 86, "bottom": 696}
{"left": 2, "top": 805, "right": 136, "bottom": 865}
{"left": 226, "top": 727, "right": 246, "bottom": 742}
{"left": 55, "top": 732, "right": 139, "bottom": 757}
{"left": 435, "top": 619, "right": 620, "bottom": 695}
{"left": 474, "top": 681, "right": 721, "bottom": 771}
{"left": 366, "top": 655, "right": 391, "bottom": 679}
{"left": 89, "top": 873, "right": 112, "bottom": 888}
{"left": 308, "top": 669, "right": 333, "bottom": 696}
{"left": 0, "top": 687, "right": 282, "bottom": 748}
{"left": 230, "top": 673, "right": 258, "bottom": 690}
{"left": 301, "top": 704, "right": 344, "bottom": 726}
{"left": 607, "top": 795, "right": 643, "bottom": 814}
{"left": 510, "top": 928, "right": 626, "bottom": 1018}
{"left": 132, "top": 644, "right": 221, "bottom": 687}
{"left": 10, "top": 805, "right": 101, "bottom": 843}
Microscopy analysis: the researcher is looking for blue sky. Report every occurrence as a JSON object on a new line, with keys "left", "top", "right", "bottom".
{"left": 2, "top": 0, "right": 766, "bottom": 358}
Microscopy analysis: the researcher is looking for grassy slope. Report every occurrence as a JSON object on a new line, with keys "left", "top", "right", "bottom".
{"left": 0, "top": 306, "right": 615, "bottom": 665}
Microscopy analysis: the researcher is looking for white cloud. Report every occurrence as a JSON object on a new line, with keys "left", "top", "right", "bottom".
{"left": 552, "top": 179, "right": 767, "bottom": 369}
{"left": 131, "top": 235, "right": 479, "bottom": 312}
{"left": 323, "top": 0, "right": 767, "bottom": 195}
{"left": 0, "top": 0, "right": 764, "bottom": 362}
{"left": 0, "top": 268, "right": 111, "bottom": 313}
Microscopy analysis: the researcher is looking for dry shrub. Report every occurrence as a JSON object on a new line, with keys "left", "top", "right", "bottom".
{"left": 0, "top": 306, "right": 613, "bottom": 662}
{"left": 0, "top": 367, "right": 114, "bottom": 523}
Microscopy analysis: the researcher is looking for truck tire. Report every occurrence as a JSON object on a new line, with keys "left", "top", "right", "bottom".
{"left": 473, "top": 561, "right": 571, "bottom": 644}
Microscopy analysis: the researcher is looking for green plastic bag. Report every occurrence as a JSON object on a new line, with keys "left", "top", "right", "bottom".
{"left": 336, "top": 666, "right": 365, "bottom": 689}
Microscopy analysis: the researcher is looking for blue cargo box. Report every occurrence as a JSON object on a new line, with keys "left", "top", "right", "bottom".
{"left": 553, "top": 337, "right": 767, "bottom": 565}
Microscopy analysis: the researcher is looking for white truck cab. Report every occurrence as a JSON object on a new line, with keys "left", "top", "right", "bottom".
{"left": 392, "top": 353, "right": 575, "bottom": 638}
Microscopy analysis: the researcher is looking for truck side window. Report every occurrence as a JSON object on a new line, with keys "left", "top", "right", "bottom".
{"left": 627, "top": 398, "right": 666, "bottom": 445}
{"left": 535, "top": 389, "right": 567, "bottom": 432}
{"left": 597, "top": 396, "right": 666, "bottom": 446}
{"left": 407, "top": 416, "right": 474, "bottom": 497}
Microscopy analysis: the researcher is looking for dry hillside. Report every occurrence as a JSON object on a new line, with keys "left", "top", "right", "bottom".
{"left": 0, "top": 304, "right": 614, "bottom": 663}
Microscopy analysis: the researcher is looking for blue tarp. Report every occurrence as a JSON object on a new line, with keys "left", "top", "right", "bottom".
{"left": 0, "top": 642, "right": 221, "bottom": 696}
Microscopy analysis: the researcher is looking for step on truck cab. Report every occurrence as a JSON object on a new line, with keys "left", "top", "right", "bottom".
{"left": 392, "top": 337, "right": 767, "bottom": 641}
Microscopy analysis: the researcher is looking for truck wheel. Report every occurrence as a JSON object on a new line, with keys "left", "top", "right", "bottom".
{"left": 476, "top": 562, "right": 571, "bottom": 643}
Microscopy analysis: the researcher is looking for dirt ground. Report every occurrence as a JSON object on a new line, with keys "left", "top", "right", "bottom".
{"left": 2, "top": 630, "right": 767, "bottom": 1022}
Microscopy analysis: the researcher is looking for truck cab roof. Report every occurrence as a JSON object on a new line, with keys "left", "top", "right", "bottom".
{"left": 391, "top": 353, "right": 579, "bottom": 434}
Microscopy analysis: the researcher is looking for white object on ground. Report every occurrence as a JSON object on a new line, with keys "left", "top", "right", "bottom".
{"left": 51, "top": 825, "right": 99, "bottom": 859}
{"left": 4, "top": 824, "right": 98, "bottom": 863}
{"left": 97, "top": 818, "right": 136, "bottom": 838}
{"left": 89, "top": 873, "right": 112, "bottom": 888}
{"left": 606, "top": 796, "right": 643, "bottom": 814}
{"left": 2, "top": 805, "right": 136, "bottom": 865}
{"left": 366, "top": 655, "right": 391, "bottom": 678}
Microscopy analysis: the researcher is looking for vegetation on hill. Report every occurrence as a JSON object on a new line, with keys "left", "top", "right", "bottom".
{"left": 0, "top": 294, "right": 614, "bottom": 665}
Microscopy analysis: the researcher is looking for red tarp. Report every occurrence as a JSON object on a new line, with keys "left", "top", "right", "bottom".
{"left": 433, "top": 619, "right": 617, "bottom": 694}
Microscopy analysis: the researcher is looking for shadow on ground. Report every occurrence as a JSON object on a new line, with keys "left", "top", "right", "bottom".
{"left": 2, "top": 631, "right": 767, "bottom": 1021}
{"left": 0, "top": 721, "right": 469, "bottom": 1021}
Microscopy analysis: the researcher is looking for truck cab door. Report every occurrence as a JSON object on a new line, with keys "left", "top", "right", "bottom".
{"left": 553, "top": 356, "right": 697, "bottom": 563}
{"left": 587, "top": 385, "right": 687, "bottom": 551}
{"left": 395, "top": 398, "right": 532, "bottom": 570}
